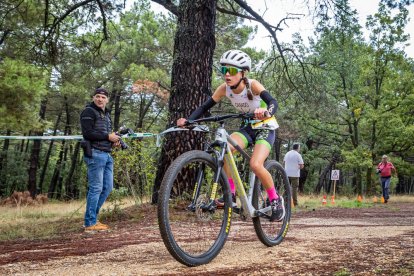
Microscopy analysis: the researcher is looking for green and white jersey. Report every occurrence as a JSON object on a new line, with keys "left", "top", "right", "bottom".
{"left": 225, "top": 79, "right": 266, "bottom": 113}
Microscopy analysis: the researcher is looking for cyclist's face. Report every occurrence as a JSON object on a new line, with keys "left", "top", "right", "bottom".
{"left": 222, "top": 64, "right": 243, "bottom": 86}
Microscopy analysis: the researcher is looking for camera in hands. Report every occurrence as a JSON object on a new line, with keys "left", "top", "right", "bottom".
{"left": 116, "top": 127, "right": 134, "bottom": 150}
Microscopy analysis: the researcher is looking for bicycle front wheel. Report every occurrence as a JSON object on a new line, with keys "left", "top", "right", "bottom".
{"left": 158, "top": 150, "right": 232, "bottom": 266}
{"left": 252, "top": 160, "right": 291, "bottom": 246}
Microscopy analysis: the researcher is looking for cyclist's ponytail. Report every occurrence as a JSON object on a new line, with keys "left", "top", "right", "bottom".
{"left": 243, "top": 77, "right": 253, "bottom": 100}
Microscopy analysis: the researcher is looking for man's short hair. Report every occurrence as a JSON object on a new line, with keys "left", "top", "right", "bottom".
{"left": 382, "top": 155, "right": 388, "bottom": 159}
{"left": 293, "top": 143, "right": 300, "bottom": 150}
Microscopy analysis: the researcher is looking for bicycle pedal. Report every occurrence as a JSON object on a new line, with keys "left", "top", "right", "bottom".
{"left": 187, "top": 203, "right": 196, "bottom": 212}
{"left": 255, "top": 210, "right": 271, "bottom": 219}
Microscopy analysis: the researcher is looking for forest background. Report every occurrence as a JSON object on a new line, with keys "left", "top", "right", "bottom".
{"left": 0, "top": 0, "right": 413, "bottom": 204}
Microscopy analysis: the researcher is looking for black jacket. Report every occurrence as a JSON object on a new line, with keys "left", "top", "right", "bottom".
{"left": 80, "top": 102, "right": 113, "bottom": 152}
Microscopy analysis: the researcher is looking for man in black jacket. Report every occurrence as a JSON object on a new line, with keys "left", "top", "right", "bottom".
{"left": 80, "top": 88, "right": 120, "bottom": 231}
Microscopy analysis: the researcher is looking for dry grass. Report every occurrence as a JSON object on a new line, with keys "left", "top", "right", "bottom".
{"left": 0, "top": 194, "right": 412, "bottom": 241}
{"left": 294, "top": 194, "right": 414, "bottom": 210}
{"left": 0, "top": 197, "right": 137, "bottom": 241}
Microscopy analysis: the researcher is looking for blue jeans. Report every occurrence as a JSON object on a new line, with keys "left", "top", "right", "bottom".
{"left": 84, "top": 149, "right": 114, "bottom": 227}
{"left": 380, "top": 177, "right": 391, "bottom": 200}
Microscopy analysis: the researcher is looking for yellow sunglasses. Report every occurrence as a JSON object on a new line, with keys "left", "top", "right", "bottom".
{"left": 221, "top": 66, "right": 243, "bottom": 76}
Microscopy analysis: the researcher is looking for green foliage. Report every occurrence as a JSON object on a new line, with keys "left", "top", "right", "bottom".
{"left": 100, "top": 188, "right": 130, "bottom": 221}
{"left": 0, "top": 58, "right": 48, "bottom": 131}
{"left": 340, "top": 148, "right": 373, "bottom": 170}
{"left": 0, "top": 149, "right": 29, "bottom": 196}
{"left": 0, "top": 0, "right": 413, "bottom": 202}
{"left": 334, "top": 267, "right": 351, "bottom": 276}
{"left": 112, "top": 139, "right": 159, "bottom": 204}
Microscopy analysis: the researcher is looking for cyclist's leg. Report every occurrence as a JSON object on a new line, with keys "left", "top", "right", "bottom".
{"left": 250, "top": 143, "right": 273, "bottom": 191}
{"left": 250, "top": 128, "right": 275, "bottom": 192}
{"left": 251, "top": 129, "right": 284, "bottom": 221}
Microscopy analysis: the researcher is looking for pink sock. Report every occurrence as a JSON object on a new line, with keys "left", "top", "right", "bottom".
{"left": 229, "top": 178, "right": 235, "bottom": 195}
{"left": 266, "top": 187, "right": 279, "bottom": 202}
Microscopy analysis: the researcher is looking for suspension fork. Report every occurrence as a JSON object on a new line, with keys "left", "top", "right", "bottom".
{"left": 187, "top": 142, "right": 226, "bottom": 212}
{"left": 187, "top": 163, "right": 206, "bottom": 212}
{"left": 199, "top": 142, "right": 227, "bottom": 212}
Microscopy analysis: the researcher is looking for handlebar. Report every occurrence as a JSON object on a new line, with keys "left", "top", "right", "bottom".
{"left": 186, "top": 112, "right": 269, "bottom": 126}
{"left": 159, "top": 112, "right": 270, "bottom": 143}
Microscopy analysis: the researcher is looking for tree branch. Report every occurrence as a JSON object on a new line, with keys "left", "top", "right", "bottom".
{"left": 0, "top": 30, "right": 11, "bottom": 47}
{"left": 216, "top": 5, "right": 280, "bottom": 30}
{"left": 96, "top": 0, "right": 109, "bottom": 40}
{"left": 150, "top": 0, "right": 178, "bottom": 16}
{"left": 233, "top": 0, "right": 303, "bottom": 92}
{"left": 47, "top": 0, "right": 95, "bottom": 40}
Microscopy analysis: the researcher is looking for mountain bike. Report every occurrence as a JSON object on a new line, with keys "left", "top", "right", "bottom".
{"left": 157, "top": 113, "right": 291, "bottom": 267}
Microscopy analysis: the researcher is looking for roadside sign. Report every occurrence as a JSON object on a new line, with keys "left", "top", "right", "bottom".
{"left": 331, "top": 170, "right": 340, "bottom": 181}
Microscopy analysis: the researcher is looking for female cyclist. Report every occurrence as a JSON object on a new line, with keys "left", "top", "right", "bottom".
{"left": 177, "top": 49, "right": 285, "bottom": 221}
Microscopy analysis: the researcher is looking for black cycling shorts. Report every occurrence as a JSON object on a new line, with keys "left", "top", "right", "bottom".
{"left": 233, "top": 124, "right": 275, "bottom": 150}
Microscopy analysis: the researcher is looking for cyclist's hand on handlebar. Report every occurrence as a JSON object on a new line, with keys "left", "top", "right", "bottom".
{"left": 254, "top": 108, "right": 270, "bottom": 120}
{"left": 177, "top": 118, "right": 188, "bottom": 127}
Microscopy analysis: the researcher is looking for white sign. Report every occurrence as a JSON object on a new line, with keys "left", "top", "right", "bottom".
{"left": 331, "top": 170, "right": 340, "bottom": 181}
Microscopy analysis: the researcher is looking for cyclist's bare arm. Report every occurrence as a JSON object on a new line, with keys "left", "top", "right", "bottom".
{"left": 211, "top": 83, "right": 226, "bottom": 102}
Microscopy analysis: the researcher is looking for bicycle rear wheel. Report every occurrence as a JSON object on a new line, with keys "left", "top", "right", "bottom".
{"left": 158, "top": 150, "right": 232, "bottom": 266}
{"left": 252, "top": 160, "right": 291, "bottom": 246}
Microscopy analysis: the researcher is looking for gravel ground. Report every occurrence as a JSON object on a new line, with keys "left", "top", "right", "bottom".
{"left": 0, "top": 202, "right": 413, "bottom": 275}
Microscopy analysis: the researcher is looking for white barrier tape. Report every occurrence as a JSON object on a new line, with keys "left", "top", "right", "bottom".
{"left": 0, "top": 133, "right": 156, "bottom": 140}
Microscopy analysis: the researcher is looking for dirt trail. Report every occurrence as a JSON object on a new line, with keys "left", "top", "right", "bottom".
{"left": 1, "top": 203, "right": 413, "bottom": 275}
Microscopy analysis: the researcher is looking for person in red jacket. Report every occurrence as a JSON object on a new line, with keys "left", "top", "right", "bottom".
{"left": 376, "top": 155, "right": 397, "bottom": 203}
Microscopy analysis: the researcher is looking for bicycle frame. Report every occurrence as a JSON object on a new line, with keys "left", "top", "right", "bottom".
{"left": 188, "top": 121, "right": 271, "bottom": 219}
{"left": 215, "top": 125, "right": 272, "bottom": 218}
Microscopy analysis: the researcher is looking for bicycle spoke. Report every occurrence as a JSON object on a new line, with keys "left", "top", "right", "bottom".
{"left": 168, "top": 164, "right": 226, "bottom": 255}
{"left": 158, "top": 151, "right": 231, "bottom": 266}
{"left": 253, "top": 160, "right": 291, "bottom": 246}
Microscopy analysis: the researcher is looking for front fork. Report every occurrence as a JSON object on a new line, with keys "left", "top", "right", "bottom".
{"left": 187, "top": 143, "right": 227, "bottom": 212}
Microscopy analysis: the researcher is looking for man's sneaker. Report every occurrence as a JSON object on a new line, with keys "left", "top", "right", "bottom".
{"left": 270, "top": 197, "right": 285, "bottom": 222}
{"left": 215, "top": 194, "right": 237, "bottom": 209}
{"left": 85, "top": 223, "right": 109, "bottom": 232}
{"left": 97, "top": 221, "right": 110, "bottom": 229}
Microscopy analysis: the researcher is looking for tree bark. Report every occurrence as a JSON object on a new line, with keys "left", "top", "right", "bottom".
{"left": 39, "top": 112, "right": 62, "bottom": 193}
{"left": 48, "top": 140, "right": 65, "bottom": 199}
{"left": 0, "top": 130, "right": 11, "bottom": 196}
{"left": 28, "top": 99, "right": 48, "bottom": 197}
{"left": 152, "top": 0, "right": 217, "bottom": 204}
{"left": 111, "top": 79, "right": 123, "bottom": 131}
{"left": 65, "top": 141, "right": 81, "bottom": 199}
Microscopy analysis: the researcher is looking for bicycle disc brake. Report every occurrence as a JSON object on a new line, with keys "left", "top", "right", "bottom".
{"left": 195, "top": 194, "right": 215, "bottom": 221}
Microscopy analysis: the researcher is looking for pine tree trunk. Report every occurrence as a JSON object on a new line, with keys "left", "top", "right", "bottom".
{"left": 39, "top": 112, "right": 62, "bottom": 193}
{"left": 28, "top": 99, "right": 48, "bottom": 198}
{"left": 0, "top": 129, "right": 11, "bottom": 196}
{"left": 48, "top": 141, "right": 65, "bottom": 198}
{"left": 111, "top": 79, "right": 123, "bottom": 131}
{"left": 152, "top": 0, "right": 217, "bottom": 204}
{"left": 65, "top": 141, "right": 80, "bottom": 199}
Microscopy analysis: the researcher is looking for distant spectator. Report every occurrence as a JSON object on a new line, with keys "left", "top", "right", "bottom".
{"left": 376, "top": 155, "right": 397, "bottom": 203}
{"left": 283, "top": 144, "right": 304, "bottom": 206}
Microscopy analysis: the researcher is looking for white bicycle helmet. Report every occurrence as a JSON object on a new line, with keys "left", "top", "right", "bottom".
{"left": 220, "top": 49, "right": 251, "bottom": 70}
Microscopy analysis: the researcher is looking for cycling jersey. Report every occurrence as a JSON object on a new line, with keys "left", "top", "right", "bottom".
{"left": 225, "top": 79, "right": 267, "bottom": 113}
